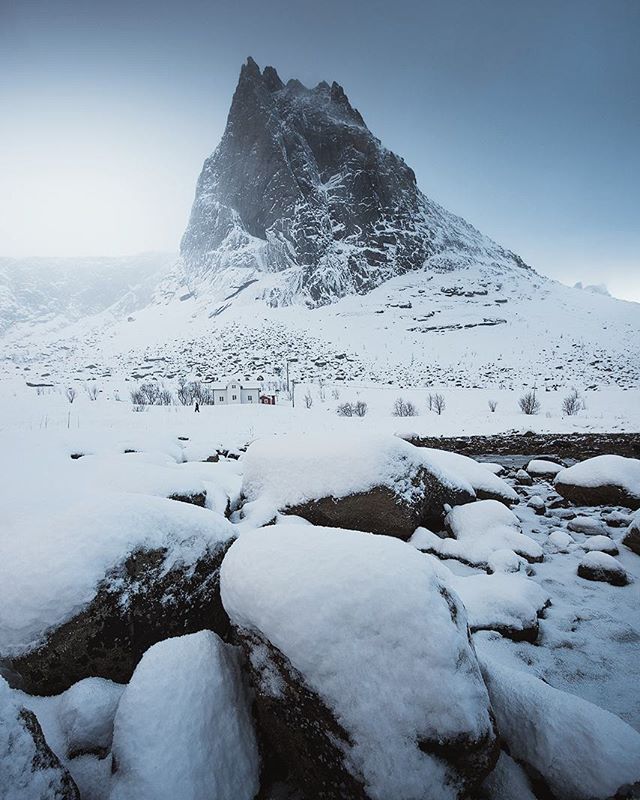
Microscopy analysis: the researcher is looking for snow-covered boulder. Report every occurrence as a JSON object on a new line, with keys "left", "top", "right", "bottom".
{"left": 577, "top": 551, "right": 629, "bottom": 586}
{"left": 547, "top": 530, "right": 575, "bottom": 552}
{"left": 221, "top": 525, "right": 499, "bottom": 799}
{"left": 555, "top": 455, "right": 640, "bottom": 509}
{"left": 567, "top": 515, "right": 607, "bottom": 536}
{"left": 479, "top": 655, "right": 640, "bottom": 800}
{"left": 412, "top": 500, "right": 543, "bottom": 570}
{"left": 241, "top": 433, "right": 475, "bottom": 539}
{"left": 2, "top": 494, "right": 235, "bottom": 694}
{"left": 417, "top": 448, "right": 518, "bottom": 505}
{"left": 58, "top": 677, "right": 124, "bottom": 758}
{"left": 110, "top": 631, "right": 259, "bottom": 800}
{"left": 0, "top": 677, "right": 80, "bottom": 799}
{"left": 526, "top": 459, "right": 564, "bottom": 478}
{"left": 448, "top": 572, "right": 549, "bottom": 642}
{"left": 580, "top": 535, "right": 619, "bottom": 556}
{"left": 622, "top": 510, "right": 640, "bottom": 555}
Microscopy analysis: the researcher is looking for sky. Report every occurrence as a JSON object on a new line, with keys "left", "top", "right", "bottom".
{"left": 1, "top": 0, "right": 638, "bottom": 300}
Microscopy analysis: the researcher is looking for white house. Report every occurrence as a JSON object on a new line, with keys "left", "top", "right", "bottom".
{"left": 210, "top": 381, "right": 261, "bottom": 405}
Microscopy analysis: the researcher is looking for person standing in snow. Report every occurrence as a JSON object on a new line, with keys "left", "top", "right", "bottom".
{"left": 194, "top": 400, "right": 200, "bottom": 413}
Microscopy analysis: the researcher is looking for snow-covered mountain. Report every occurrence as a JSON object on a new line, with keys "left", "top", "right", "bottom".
{"left": 1, "top": 59, "right": 639, "bottom": 391}
{"left": 173, "top": 57, "right": 529, "bottom": 308}
{"left": 0, "top": 253, "right": 174, "bottom": 336}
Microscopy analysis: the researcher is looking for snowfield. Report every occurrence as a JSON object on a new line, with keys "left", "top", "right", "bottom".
{"left": 0, "top": 385, "right": 638, "bottom": 799}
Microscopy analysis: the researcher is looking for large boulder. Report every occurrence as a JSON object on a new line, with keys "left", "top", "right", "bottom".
{"left": 554, "top": 455, "right": 640, "bottom": 509}
{"left": 1, "top": 494, "right": 235, "bottom": 695}
{"left": 411, "top": 500, "right": 543, "bottom": 570}
{"left": 221, "top": 525, "right": 499, "bottom": 799}
{"left": 622, "top": 511, "right": 640, "bottom": 555}
{"left": 240, "top": 432, "right": 475, "bottom": 539}
{"left": 478, "top": 653, "right": 640, "bottom": 800}
{"left": 577, "top": 552, "right": 629, "bottom": 587}
{"left": 0, "top": 677, "right": 80, "bottom": 799}
{"left": 110, "top": 631, "right": 259, "bottom": 800}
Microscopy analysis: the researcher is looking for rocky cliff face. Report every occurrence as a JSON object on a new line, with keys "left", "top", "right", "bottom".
{"left": 180, "top": 58, "right": 529, "bottom": 307}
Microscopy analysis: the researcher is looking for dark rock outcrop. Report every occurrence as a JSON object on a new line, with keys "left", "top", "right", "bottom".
{"left": 179, "top": 58, "right": 528, "bottom": 307}
{"left": 8, "top": 541, "right": 233, "bottom": 695}
{"left": 286, "top": 466, "right": 474, "bottom": 539}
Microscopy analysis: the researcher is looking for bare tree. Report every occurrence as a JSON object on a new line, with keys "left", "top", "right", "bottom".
{"left": 427, "top": 393, "right": 433, "bottom": 411}
{"left": 176, "top": 377, "right": 192, "bottom": 406}
{"left": 353, "top": 400, "right": 368, "bottom": 417}
{"left": 331, "top": 388, "right": 340, "bottom": 400}
{"left": 562, "top": 389, "right": 584, "bottom": 416}
{"left": 519, "top": 391, "right": 541, "bottom": 415}
{"left": 488, "top": 399, "right": 498, "bottom": 413}
{"left": 85, "top": 383, "right": 99, "bottom": 401}
{"left": 336, "top": 402, "right": 354, "bottom": 417}
{"left": 318, "top": 378, "right": 326, "bottom": 402}
{"left": 65, "top": 387, "right": 76, "bottom": 404}
{"left": 432, "top": 393, "right": 446, "bottom": 415}
{"left": 392, "top": 397, "right": 418, "bottom": 417}
{"left": 304, "top": 391, "right": 313, "bottom": 409}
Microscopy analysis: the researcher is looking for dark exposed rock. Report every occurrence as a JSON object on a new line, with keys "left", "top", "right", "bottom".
{"left": 577, "top": 555, "right": 629, "bottom": 587}
{"left": 235, "top": 628, "right": 498, "bottom": 800}
{"left": 286, "top": 467, "right": 475, "bottom": 539}
{"left": 0, "top": 695, "right": 80, "bottom": 800}
{"left": 168, "top": 491, "right": 207, "bottom": 507}
{"left": 179, "top": 58, "right": 528, "bottom": 307}
{"left": 9, "top": 541, "right": 233, "bottom": 695}
{"left": 555, "top": 480, "right": 640, "bottom": 510}
{"left": 622, "top": 518, "right": 640, "bottom": 555}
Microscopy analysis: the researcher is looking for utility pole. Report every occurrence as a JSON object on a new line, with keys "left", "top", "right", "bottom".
{"left": 285, "top": 358, "right": 298, "bottom": 396}
{"left": 291, "top": 380, "right": 296, "bottom": 408}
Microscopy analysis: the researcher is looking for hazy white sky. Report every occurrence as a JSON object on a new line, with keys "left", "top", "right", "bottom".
{"left": 1, "top": 0, "right": 638, "bottom": 300}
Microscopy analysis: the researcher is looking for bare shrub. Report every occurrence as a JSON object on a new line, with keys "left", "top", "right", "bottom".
{"left": 331, "top": 388, "right": 340, "bottom": 400}
{"left": 427, "top": 393, "right": 433, "bottom": 411}
{"left": 130, "top": 386, "right": 147, "bottom": 405}
{"left": 432, "top": 393, "right": 446, "bottom": 415}
{"left": 177, "top": 377, "right": 192, "bottom": 405}
{"left": 353, "top": 400, "right": 368, "bottom": 417}
{"left": 519, "top": 391, "right": 541, "bottom": 415}
{"left": 85, "top": 383, "right": 99, "bottom": 401}
{"left": 488, "top": 399, "right": 498, "bottom": 413}
{"left": 336, "top": 402, "right": 354, "bottom": 417}
{"left": 65, "top": 387, "right": 76, "bottom": 404}
{"left": 393, "top": 397, "right": 418, "bottom": 417}
{"left": 139, "top": 382, "right": 160, "bottom": 405}
{"left": 304, "top": 391, "right": 313, "bottom": 409}
{"left": 157, "top": 388, "right": 174, "bottom": 406}
{"left": 562, "top": 389, "right": 584, "bottom": 416}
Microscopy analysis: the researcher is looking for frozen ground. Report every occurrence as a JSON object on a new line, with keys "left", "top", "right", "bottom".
{"left": 0, "top": 378, "right": 638, "bottom": 798}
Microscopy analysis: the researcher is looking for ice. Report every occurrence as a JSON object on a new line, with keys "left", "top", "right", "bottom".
{"left": 110, "top": 631, "right": 259, "bottom": 800}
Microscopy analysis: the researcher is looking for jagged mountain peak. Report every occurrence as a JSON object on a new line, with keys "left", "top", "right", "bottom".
{"left": 179, "top": 59, "right": 529, "bottom": 307}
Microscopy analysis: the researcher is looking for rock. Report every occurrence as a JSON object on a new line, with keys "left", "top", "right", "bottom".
{"left": 577, "top": 552, "right": 629, "bottom": 586}
{"left": 110, "top": 631, "right": 259, "bottom": 800}
{"left": 0, "top": 678, "right": 80, "bottom": 799}
{"left": 526, "top": 459, "right": 564, "bottom": 478}
{"left": 221, "top": 525, "right": 499, "bottom": 799}
{"left": 604, "top": 510, "right": 634, "bottom": 528}
{"left": 515, "top": 469, "right": 533, "bottom": 486}
{"left": 478, "top": 652, "right": 640, "bottom": 800}
{"left": 9, "top": 539, "right": 234, "bottom": 696}
{"left": 581, "top": 535, "right": 619, "bottom": 556}
{"left": 547, "top": 530, "right": 575, "bottom": 552}
{"left": 241, "top": 433, "right": 475, "bottom": 540}
{"left": 58, "top": 677, "right": 124, "bottom": 759}
{"left": 180, "top": 58, "right": 527, "bottom": 307}
{"left": 567, "top": 515, "right": 607, "bottom": 536}
{"left": 622, "top": 512, "right": 640, "bottom": 555}
{"left": 526, "top": 495, "right": 546, "bottom": 514}
{"left": 555, "top": 455, "right": 640, "bottom": 509}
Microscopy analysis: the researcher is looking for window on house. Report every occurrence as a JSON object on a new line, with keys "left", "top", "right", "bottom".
{"left": 219, "top": 396, "right": 224, "bottom": 402}
{"left": 247, "top": 395, "right": 252, "bottom": 401}
{"left": 232, "top": 394, "right": 237, "bottom": 400}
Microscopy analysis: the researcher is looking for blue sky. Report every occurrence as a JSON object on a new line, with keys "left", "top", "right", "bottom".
{"left": 1, "top": 0, "right": 638, "bottom": 299}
